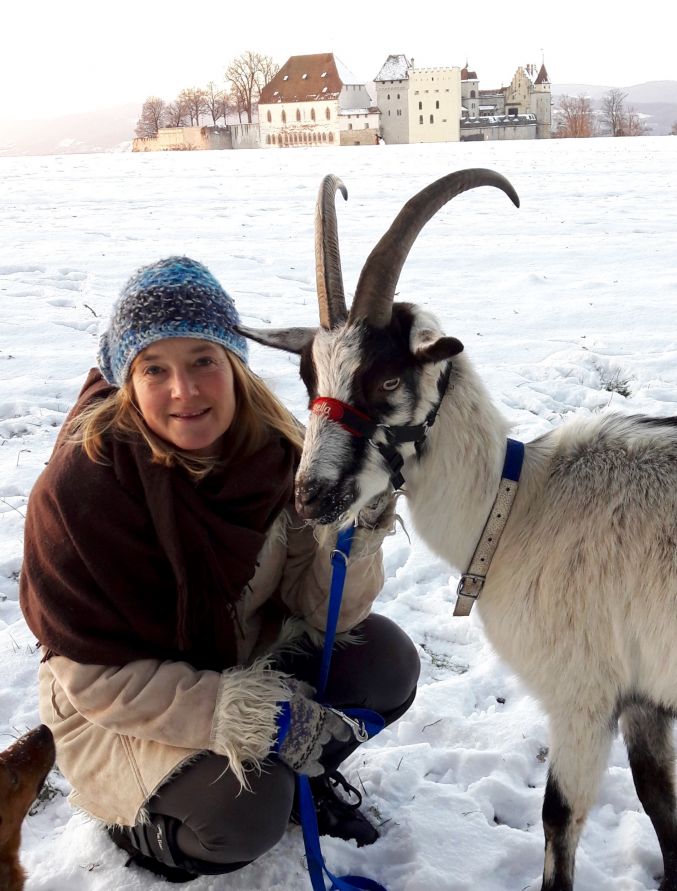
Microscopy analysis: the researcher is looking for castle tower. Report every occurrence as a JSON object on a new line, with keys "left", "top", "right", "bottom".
{"left": 532, "top": 62, "right": 552, "bottom": 138}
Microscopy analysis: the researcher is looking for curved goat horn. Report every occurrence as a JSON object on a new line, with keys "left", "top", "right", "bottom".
{"left": 315, "top": 174, "right": 348, "bottom": 329}
{"left": 349, "top": 168, "right": 520, "bottom": 328}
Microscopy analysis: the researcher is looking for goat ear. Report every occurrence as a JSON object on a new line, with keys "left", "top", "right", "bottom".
{"left": 410, "top": 324, "right": 464, "bottom": 364}
{"left": 237, "top": 325, "right": 317, "bottom": 355}
{"left": 415, "top": 336, "right": 464, "bottom": 363}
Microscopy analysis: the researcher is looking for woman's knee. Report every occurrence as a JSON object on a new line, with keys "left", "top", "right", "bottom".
{"left": 327, "top": 614, "right": 420, "bottom": 714}
{"left": 154, "top": 755, "right": 295, "bottom": 866}
{"left": 188, "top": 763, "right": 295, "bottom": 863}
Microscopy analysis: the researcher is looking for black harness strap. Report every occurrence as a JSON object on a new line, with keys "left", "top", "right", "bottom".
{"left": 310, "top": 362, "right": 453, "bottom": 491}
{"left": 374, "top": 362, "right": 453, "bottom": 489}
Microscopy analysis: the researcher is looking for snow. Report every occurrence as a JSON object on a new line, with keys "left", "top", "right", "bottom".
{"left": 374, "top": 55, "right": 411, "bottom": 83}
{"left": 2, "top": 135, "right": 677, "bottom": 891}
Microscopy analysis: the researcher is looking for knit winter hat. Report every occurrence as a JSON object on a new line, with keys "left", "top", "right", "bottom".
{"left": 98, "top": 256, "right": 248, "bottom": 387}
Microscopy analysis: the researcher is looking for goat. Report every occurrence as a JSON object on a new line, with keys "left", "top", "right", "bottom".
{"left": 0, "top": 724, "right": 56, "bottom": 891}
{"left": 239, "top": 169, "right": 677, "bottom": 891}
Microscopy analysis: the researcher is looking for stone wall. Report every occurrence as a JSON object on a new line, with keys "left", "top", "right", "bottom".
{"left": 132, "top": 125, "right": 259, "bottom": 152}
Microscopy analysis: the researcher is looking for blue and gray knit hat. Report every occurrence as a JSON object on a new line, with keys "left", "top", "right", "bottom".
{"left": 98, "top": 256, "right": 248, "bottom": 387}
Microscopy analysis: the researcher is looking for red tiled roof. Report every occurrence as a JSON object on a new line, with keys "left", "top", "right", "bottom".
{"left": 461, "top": 66, "right": 478, "bottom": 81}
{"left": 259, "top": 53, "right": 343, "bottom": 103}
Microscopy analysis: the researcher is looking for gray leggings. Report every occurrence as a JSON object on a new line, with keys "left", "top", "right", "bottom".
{"left": 137, "top": 613, "right": 420, "bottom": 874}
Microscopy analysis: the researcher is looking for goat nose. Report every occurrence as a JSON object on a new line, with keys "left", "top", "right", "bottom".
{"left": 295, "top": 477, "right": 324, "bottom": 520}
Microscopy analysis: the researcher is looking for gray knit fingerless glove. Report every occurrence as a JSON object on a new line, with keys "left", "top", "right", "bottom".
{"left": 276, "top": 680, "right": 353, "bottom": 776}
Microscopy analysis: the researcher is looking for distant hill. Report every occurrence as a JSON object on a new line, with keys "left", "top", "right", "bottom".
{"left": 553, "top": 81, "right": 677, "bottom": 135}
{"left": 0, "top": 104, "right": 140, "bottom": 157}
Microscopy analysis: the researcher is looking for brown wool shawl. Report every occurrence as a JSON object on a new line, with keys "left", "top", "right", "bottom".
{"left": 20, "top": 370, "right": 296, "bottom": 671}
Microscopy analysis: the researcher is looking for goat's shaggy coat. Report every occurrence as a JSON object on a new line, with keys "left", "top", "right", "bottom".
{"left": 240, "top": 169, "right": 677, "bottom": 891}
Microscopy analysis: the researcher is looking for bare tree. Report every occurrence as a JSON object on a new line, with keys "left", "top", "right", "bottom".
{"left": 135, "top": 97, "right": 166, "bottom": 138}
{"left": 555, "top": 95, "right": 595, "bottom": 138}
{"left": 204, "top": 81, "right": 227, "bottom": 125}
{"left": 225, "top": 51, "right": 279, "bottom": 123}
{"left": 218, "top": 90, "right": 239, "bottom": 125}
{"left": 178, "top": 88, "right": 208, "bottom": 126}
{"left": 601, "top": 88, "right": 648, "bottom": 136}
{"left": 165, "top": 98, "right": 188, "bottom": 128}
{"left": 624, "top": 108, "right": 647, "bottom": 136}
{"left": 601, "top": 88, "right": 627, "bottom": 137}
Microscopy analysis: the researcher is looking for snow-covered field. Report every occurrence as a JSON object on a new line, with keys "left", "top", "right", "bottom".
{"left": 2, "top": 135, "right": 676, "bottom": 891}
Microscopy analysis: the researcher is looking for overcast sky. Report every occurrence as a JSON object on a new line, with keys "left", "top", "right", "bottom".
{"left": 6, "top": 0, "right": 676, "bottom": 122}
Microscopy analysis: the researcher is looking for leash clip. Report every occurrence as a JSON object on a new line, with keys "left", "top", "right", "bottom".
{"left": 326, "top": 707, "right": 369, "bottom": 742}
{"left": 330, "top": 547, "right": 349, "bottom": 567}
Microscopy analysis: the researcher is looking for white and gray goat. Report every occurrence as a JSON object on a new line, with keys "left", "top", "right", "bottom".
{"left": 240, "top": 169, "right": 677, "bottom": 891}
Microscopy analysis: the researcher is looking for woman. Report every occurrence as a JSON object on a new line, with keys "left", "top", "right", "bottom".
{"left": 20, "top": 257, "right": 420, "bottom": 883}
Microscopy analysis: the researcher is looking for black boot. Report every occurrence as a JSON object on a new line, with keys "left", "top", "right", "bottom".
{"left": 108, "top": 822, "right": 199, "bottom": 883}
{"left": 293, "top": 770, "right": 380, "bottom": 847}
{"left": 108, "top": 819, "right": 252, "bottom": 881}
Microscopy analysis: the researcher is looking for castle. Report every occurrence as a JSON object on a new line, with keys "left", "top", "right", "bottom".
{"left": 132, "top": 54, "right": 551, "bottom": 151}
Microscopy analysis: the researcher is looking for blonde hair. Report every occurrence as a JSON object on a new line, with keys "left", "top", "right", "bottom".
{"left": 70, "top": 352, "right": 304, "bottom": 479}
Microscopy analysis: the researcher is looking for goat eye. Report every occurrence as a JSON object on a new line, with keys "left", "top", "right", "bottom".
{"left": 381, "top": 378, "right": 401, "bottom": 392}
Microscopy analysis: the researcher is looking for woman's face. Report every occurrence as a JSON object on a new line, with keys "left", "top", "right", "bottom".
{"left": 131, "top": 338, "right": 236, "bottom": 457}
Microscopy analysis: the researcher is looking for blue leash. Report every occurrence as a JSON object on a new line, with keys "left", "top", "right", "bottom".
{"left": 298, "top": 523, "right": 387, "bottom": 891}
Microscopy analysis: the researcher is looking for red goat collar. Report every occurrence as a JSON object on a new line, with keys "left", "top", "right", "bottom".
{"left": 310, "top": 398, "right": 376, "bottom": 438}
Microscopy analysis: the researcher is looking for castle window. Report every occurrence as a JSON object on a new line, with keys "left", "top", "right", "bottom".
{"left": 435, "top": 100, "right": 439, "bottom": 109}
{"left": 430, "top": 114, "right": 434, "bottom": 123}
{"left": 326, "top": 108, "right": 331, "bottom": 120}
{"left": 267, "top": 110, "right": 272, "bottom": 122}
{"left": 281, "top": 110, "right": 286, "bottom": 123}
{"left": 419, "top": 115, "right": 423, "bottom": 124}
{"left": 296, "top": 109, "right": 301, "bottom": 121}
{"left": 418, "top": 101, "right": 422, "bottom": 110}
{"left": 328, "top": 132, "right": 334, "bottom": 142}
{"left": 348, "top": 123, "right": 353, "bottom": 130}
{"left": 387, "top": 94, "right": 391, "bottom": 100}
{"left": 311, "top": 108, "right": 316, "bottom": 121}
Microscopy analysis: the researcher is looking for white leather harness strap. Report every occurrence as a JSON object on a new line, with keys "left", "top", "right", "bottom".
{"left": 453, "top": 438, "right": 524, "bottom": 617}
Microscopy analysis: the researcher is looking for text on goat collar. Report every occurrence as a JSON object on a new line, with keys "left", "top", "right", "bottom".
{"left": 310, "top": 397, "right": 376, "bottom": 438}
{"left": 454, "top": 437, "right": 525, "bottom": 617}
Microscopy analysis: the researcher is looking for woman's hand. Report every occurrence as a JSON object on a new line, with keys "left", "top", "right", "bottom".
{"left": 276, "top": 680, "right": 355, "bottom": 776}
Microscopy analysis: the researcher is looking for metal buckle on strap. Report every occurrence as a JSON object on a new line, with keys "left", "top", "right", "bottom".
{"left": 456, "top": 572, "right": 485, "bottom": 601}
